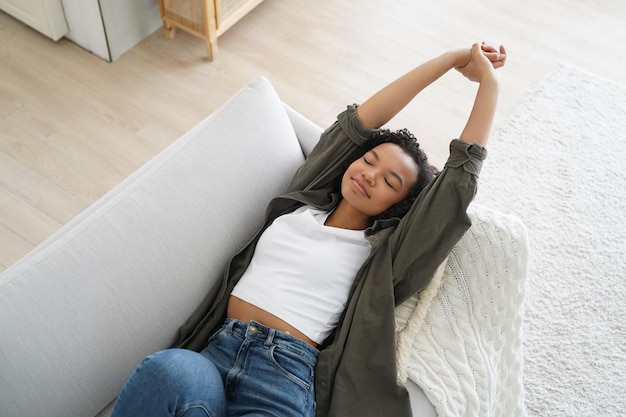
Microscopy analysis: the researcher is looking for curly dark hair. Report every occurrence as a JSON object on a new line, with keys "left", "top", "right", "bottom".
{"left": 338, "top": 128, "right": 439, "bottom": 222}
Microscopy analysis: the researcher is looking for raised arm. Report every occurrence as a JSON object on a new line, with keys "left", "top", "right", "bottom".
{"left": 356, "top": 43, "right": 506, "bottom": 137}
{"left": 356, "top": 50, "right": 470, "bottom": 129}
{"left": 456, "top": 42, "right": 506, "bottom": 147}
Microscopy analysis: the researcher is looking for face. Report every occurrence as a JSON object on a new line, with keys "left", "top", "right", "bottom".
{"left": 340, "top": 142, "right": 419, "bottom": 218}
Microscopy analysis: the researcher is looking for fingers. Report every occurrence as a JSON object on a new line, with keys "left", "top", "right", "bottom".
{"left": 491, "top": 44, "right": 506, "bottom": 69}
{"left": 481, "top": 41, "right": 497, "bottom": 53}
{"left": 457, "top": 42, "right": 506, "bottom": 81}
{"left": 481, "top": 41, "right": 507, "bottom": 68}
{"left": 471, "top": 42, "right": 485, "bottom": 64}
{"left": 499, "top": 44, "right": 507, "bottom": 66}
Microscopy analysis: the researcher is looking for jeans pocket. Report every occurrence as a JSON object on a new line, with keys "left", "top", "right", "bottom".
{"left": 268, "top": 345, "right": 314, "bottom": 391}
{"left": 206, "top": 326, "right": 228, "bottom": 346}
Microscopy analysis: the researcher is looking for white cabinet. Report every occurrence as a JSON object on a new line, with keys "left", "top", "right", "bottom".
{"left": 0, "top": 0, "right": 68, "bottom": 40}
{"left": 99, "top": 0, "right": 162, "bottom": 61}
{"left": 62, "top": 0, "right": 162, "bottom": 62}
{"left": 0, "top": 0, "right": 161, "bottom": 62}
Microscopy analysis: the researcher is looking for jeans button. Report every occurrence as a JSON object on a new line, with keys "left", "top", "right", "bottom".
{"left": 249, "top": 326, "right": 257, "bottom": 332}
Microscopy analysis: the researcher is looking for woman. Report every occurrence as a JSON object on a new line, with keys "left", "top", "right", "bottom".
{"left": 112, "top": 42, "right": 506, "bottom": 417}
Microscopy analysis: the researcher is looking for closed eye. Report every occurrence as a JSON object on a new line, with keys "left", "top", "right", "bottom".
{"left": 363, "top": 156, "right": 373, "bottom": 166}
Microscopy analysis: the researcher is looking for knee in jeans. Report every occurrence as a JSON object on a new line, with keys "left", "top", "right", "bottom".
{"left": 142, "top": 349, "right": 221, "bottom": 392}
{"left": 114, "top": 349, "right": 226, "bottom": 417}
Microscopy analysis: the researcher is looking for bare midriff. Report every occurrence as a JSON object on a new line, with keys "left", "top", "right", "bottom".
{"left": 227, "top": 296, "right": 318, "bottom": 348}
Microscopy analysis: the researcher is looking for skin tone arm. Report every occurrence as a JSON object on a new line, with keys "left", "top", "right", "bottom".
{"left": 455, "top": 42, "right": 506, "bottom": 146}
{"left": 356, "top": 42, "right": 506, "bottom": 147}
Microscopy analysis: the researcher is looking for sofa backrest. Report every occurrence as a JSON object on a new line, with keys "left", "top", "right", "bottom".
{"left": 0, "top": 77, "right": 308, "bottom": 417}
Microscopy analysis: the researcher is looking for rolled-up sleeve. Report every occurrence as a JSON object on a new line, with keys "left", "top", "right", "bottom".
{"left": 445, "top": 139, "right": 487, "bottom": 188}
{"left": 389, "top": 139, "right": 487, "bottom": 303}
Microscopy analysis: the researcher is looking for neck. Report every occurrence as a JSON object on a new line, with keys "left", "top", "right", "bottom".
{"left": 324, "top": 200, "right": 370, "bottom": 230}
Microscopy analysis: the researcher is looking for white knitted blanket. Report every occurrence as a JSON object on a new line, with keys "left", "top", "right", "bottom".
{"left": 395, "top": 204, "right": 529, "bottom": 417}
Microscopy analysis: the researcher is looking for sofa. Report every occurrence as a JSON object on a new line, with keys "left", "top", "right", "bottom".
{"left": 0, "top": 77, "right": 528, "bottom": 417}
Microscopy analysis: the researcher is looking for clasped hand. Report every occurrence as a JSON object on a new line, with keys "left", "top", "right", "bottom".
{"left": 456, "top": 42, "right": 507, "bottom": 83}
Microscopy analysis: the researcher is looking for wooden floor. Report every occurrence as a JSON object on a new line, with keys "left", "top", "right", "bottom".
{"left": 1, "top": 0, "right": 625, "bottom": 271}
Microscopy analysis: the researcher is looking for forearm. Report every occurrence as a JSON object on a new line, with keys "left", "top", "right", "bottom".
{"left": 459, "top": 76, "right": 500, "bottom": 147}
{"left": 356, "top": 49, "right": 470, "bottom": 129}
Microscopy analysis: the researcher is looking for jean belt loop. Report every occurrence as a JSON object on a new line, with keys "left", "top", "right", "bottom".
{"left": 225, "top": 318, "right": 236, "bottom": 333}
{"left": 265, "top": 328, "right": 276, "bottom": 348}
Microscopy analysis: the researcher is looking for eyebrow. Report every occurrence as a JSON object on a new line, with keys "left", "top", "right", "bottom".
{"left": 369, "top": 150, "right": 404, "bottom": 187}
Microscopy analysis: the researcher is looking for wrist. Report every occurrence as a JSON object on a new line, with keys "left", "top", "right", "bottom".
{"left": 479, "top": 71, "right": 500, "bottom": 86}
{"left": 446, "top": 48, "right": 472, "bottom": 68}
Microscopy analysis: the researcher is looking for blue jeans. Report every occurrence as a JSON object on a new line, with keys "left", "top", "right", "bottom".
{"left": 112, "top": 319, "right": 319, "bottom": 417}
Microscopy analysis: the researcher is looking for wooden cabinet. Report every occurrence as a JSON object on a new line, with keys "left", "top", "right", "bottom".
{"left": 158, "top": 0, "right": 264, "bottom": 60}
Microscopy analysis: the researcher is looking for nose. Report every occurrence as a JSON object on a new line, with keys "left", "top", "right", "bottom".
{"left": 362, "top": 170, "right": 375, "bottom": 186}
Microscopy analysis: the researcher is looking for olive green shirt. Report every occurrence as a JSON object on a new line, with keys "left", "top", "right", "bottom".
{"left": 173, "top": 105, "right": 487, "bottom": 417}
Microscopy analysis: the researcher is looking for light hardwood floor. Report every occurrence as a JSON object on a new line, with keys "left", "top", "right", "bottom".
{"left": 1, "top": 0, "right": 625, "bottom": 271}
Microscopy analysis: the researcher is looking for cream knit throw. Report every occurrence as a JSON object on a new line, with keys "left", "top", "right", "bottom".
{"left": 395, "top": 204, "right": 528, "bottom": 417}
{"left": 395, "top": 256, "right": 447, "bottom": 383}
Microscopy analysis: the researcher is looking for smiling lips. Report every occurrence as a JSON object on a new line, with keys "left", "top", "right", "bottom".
{"left": 352, "top": 178, "right": 370, "bottom": 198}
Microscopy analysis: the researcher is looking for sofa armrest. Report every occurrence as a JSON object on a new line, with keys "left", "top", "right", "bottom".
{"left": 283, "top": 103, "right": 323, "bottom": 157}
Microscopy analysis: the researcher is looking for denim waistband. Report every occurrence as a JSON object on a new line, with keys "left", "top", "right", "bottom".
{"left": 222, "top": 318, "right": 319, "bottom": 361}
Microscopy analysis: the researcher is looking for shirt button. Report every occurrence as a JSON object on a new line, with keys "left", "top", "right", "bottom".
{"left": 320, "top": 381, "right": 327, "bottom": 387}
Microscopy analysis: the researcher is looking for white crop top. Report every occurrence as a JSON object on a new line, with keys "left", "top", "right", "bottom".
{"left": 231, "top": 205, "right": 371, "bottom": 344}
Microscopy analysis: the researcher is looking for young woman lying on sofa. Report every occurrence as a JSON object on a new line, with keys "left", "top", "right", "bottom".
{"left": 112, "top": 41, "right": 507, "bottom": 417}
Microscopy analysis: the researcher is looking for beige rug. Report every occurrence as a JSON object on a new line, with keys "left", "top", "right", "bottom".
{"left": 474, "top": 63, "right": 626, "bottom": 416}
